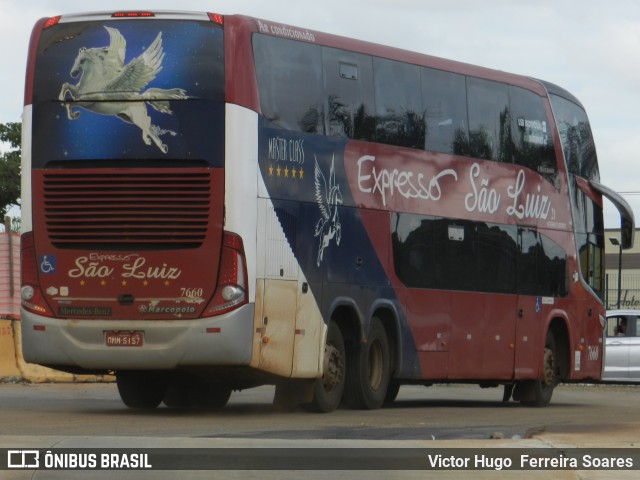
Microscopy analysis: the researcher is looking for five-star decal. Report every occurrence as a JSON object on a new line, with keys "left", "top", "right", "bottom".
{"left": 268, "top": 163, "right": 304, "bottom": 181}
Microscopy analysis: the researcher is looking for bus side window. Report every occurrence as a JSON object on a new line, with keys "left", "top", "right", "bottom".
{"left": 475, "top": 223, "right": 518, "bottom": 294}
{"left": 509, "top": 86, "right": 557, "bottom": 185}
{"left": 549, "top": 94, "right": 600, "bottom": 182}
{"left": 467, "top": 77, "right": 510, "bottom": 163}
{"left": 540, "top": 233, "right": 569, "bottom": 297}
{"left": 253, "top": 35, "right": 324, "bottom": 134}
{"left": 572, "top": 182, "right": 605, "bottom": 298}
{"left": 422, "top": 68, "right": 469, "bottom": 156}
{"left": 322, "top": 48, "right": 375, "bottom": 141}
{"left": 518, "top": 228, "right": 568, "bottom": 297}
{"left": 373, "top": 57, "right": 424, "bottom": 149}
{"left": 518, "top": 228, "right": 545, "bottom": 296}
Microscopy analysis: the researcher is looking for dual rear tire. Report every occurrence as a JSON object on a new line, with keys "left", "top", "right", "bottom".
{"left": 310, "top": 317, "right": 391, "bottom": 412}
{"left": 116, "top": 371, "right": 231, "bottom": 410}
{"left": 344, "top": 318, "right": 391, "bottom": 410}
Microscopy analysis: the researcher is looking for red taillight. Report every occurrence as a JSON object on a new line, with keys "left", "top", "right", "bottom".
{"left": 203, "top": 232, "right": 248, "bottom": 317}
{"left": 43, "top": 16, "right": 61, "bottom": 29}
{"left": 20, "top": 232, "right": 54, "bottom": 317}
{"left": 112, "top": 11, "right": 155, "bottom": 18}
{"left": 208, "top": 13, "right": 224, "bottom": 25}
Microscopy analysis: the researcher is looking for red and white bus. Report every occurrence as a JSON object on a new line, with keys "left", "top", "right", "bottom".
{"left": 21, "top": 10, "right": 634, "bottom": 411}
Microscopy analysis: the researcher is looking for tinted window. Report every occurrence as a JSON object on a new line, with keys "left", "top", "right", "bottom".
{"left": 373, "top": 58, "right": 424, "bottom": 148}
{"left": 510, "top": 86, "right": 557, "bottom": 184}
{"left": 518, "top": 228, "right": 568, "bottom": 296}
{"left": 252, "top": 35, "right": 569, "bottom": 188}
{"left": 322, "top": 48, "right": 376, "bottom": 141}
{"left": 467, "top": 78, "right": 510, "bottom": 162}
{"left": 549, "top": 94, "right": 599, "bottom": 182}
{"left": 540, "top": 234, "right": 569, "bottom": 296}
{"left": 392, "top": 214, "right": 566, "bottom": 296}
{"left": 392, "top": 215, "right": 476, "bottom": 291}
{"left": 572, "top": 180, "right": 605, "bottom": 297}
{"left": 476, "top": 223, "right": 518, "bottom": 293}
{"left": 253, "top": 35, "right": 324, "bottom": 133}
{"left": 576, "top": 230, "right": 604, "bottom": 298}
{"left": 422, "top": 68, "right": 469, "bottom": 155}
{"left": 392, "top": 214, "right": 437, "bottom": 289}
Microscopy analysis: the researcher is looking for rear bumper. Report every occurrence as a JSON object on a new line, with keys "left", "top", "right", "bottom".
{"left": 20, "top": 304, "right": 255, "bottom": 371}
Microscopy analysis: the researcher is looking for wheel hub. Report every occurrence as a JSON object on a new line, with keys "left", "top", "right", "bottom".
{"left": 322, "top": 343, "right": 343, "bottom": 392}
{"left": 542, "top": 347, "right": 556, "bottom": 387}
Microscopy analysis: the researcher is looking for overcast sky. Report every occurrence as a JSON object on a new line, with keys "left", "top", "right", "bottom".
{"left": 2, "top": 0, "right": 639, "bottom": 228}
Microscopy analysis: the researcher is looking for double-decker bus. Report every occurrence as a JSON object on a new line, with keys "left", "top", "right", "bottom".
{"left": 21, "top": 10, "right": 634, "bottom": 411}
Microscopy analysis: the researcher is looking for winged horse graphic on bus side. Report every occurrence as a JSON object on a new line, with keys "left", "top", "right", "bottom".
{"left": 58, "top": 26, "right": 187, "bottom": 153}
{"left": 314, "top": 155, "right": 343, "bottom": 266}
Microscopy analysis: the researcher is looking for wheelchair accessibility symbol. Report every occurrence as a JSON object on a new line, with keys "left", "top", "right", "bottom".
{"left": 39, "top": 255, "right": 56, "bottom": 274}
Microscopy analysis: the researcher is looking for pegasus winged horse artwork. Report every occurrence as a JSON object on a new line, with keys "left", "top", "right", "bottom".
{"left": 58, "top": 26, "right": 187, "bottom": 153}
{"left": 314, "top": 155, "right": 343, "bottom": 266}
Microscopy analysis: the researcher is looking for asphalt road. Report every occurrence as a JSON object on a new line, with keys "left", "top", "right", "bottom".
{"left": 1, "top": 382, "right": 639, "bottom": 479}
{"left": 0, "top": 381, "right": 637, "bottom": 441}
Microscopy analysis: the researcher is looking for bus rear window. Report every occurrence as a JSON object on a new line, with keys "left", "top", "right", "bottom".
{"left": 31, "top": 19, "right": 224, "bottom": 166}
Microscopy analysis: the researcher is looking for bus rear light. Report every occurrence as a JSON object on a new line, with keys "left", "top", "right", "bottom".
{"left": 208, "top": 13, "right": 224, "bottom": 25}
{"left": 43, "top": 16, "right": 61, "bottom": 29}
{"left": 112, "top": 11, "right": 155, "bottom": 18}
{"left": 20, "top": 232, "right": 54, "bottom": 317}
{"left": 203, "top": 232, "right": 248, "bottom": 317}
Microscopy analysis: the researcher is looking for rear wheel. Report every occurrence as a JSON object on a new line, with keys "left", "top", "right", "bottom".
{"left": 163, "top": 377, "right": 231, "bottom": 409}
{"left": 116, "top": 371, "right": 166, "bottom": 409}
{"left": 344, "top": 317, "right": 391, "bottom": 410}
{"left": 191, "top": 384, "right": 231, "bottom": 409}
{"left": 309, "top": 321, "right": 346, "bottom": 413}
{"left": 384, "top": 381, "right": 401, "bottom": 405}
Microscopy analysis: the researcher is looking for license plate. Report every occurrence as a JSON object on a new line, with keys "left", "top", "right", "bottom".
{"left": 105, "top": 331, "right": 144, "bottom": 347}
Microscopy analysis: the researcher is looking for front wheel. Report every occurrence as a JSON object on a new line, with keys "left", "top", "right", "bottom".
{"left": 344, "top": 317, "right": 391, "bottom": 410}
{"left": 515, "top": 331, "right": 559, "bottom": 407}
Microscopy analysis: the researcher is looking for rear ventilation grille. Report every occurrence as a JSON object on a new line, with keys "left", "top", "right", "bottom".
{"left": 43, "top": 171, "right": 211, "bottom": 250}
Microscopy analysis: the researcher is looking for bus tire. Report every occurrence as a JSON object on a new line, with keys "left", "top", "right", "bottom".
{"left": 163, "top": 379, "right": 190, "bottom": 408}
{"left": 164, "top": 378, "right": 231, "bottom": 410}
{"left": 191, "top": 383, "right": 232, "bottom": 409}
{"left": 516, "top": 331, "right": 559, "bottom": 407}
{"left": 116, "top": 371, "right": 166, "bottom": 409}
{"left": 345, "top": 317, "right": 391, "bottom": 410}
{"left": 384, "top": 381, "right": 401, "bottom": 405}
{"left": 309, "top": 321, "right": 346, "bottom": 413}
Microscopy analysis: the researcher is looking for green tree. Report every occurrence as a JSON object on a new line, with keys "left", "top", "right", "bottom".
{"left": 0, "top": 122, "right": 21, "bottom": 219}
